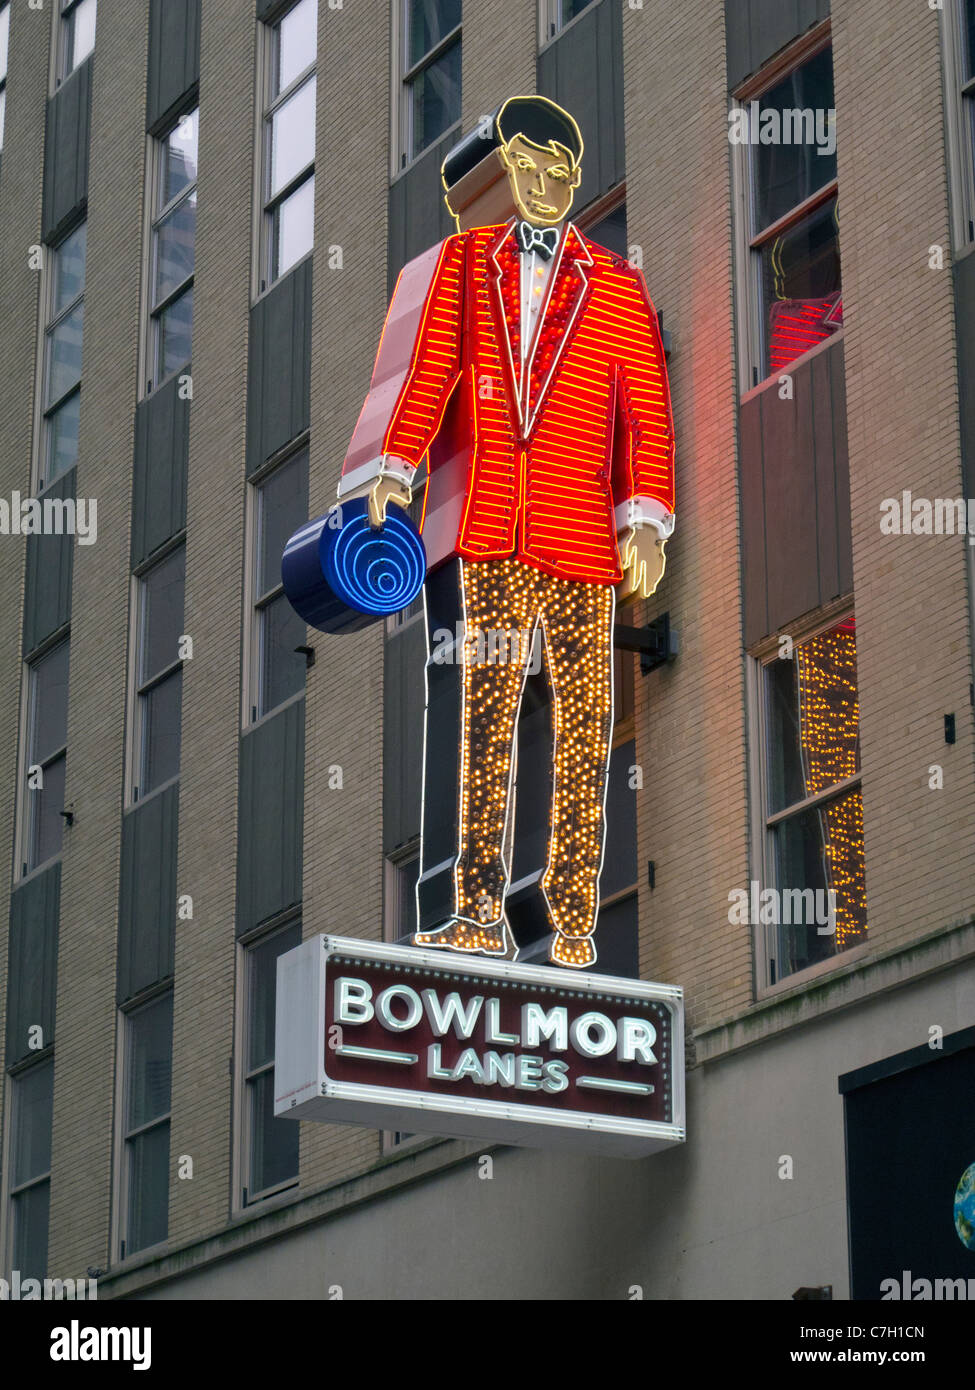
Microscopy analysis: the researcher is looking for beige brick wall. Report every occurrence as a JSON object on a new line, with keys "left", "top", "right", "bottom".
{"left": 832, "top": 1, "right": 975, "bottom": 950}
{"left": 299, "top": 0, "right": 391, "bottom": 1196}
{"left": 166, "top": 0, "right": 255, "bottom": 1247}
{"left": 48, "top": 0, "right": 149, "bottom": 1275}
{"left": 622, "top": 0, "right": 750, "bottom": 1029}
{"left": 0, "top": 0, "right": 51, "bottom": 1185}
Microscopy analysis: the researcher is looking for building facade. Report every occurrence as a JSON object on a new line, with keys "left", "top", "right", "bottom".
{"left": 0, "top": 0, "right": 973, "bottom": 1300}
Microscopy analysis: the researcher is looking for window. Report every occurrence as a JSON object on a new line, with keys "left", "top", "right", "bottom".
{"left": 248, "top": 448, "right": 308, "bottom": 722}
{"left": 738, "top": 42, "right": 840, "bottom": 383}
{"left": 541, "top": 0, "right": 596, "bottom": 43}
{"left": 240, "top": 920, "right": 301, "bottom": 1204}
{"left": 260, "top": 0, "right": 317, "bottom": 288}
{"left": 384, "top": 845, "right": 420, "bottom": 944}
{"left": 0, "top": 2, "right": 9, "bottom": 154}
{"left": 397, "top": 0, "right": 461, "bottom": 167}
{"left": 38, "top": 221, "right": 86, "bottom": 491}
{"left": 119, "top": 992, "right": 172, "bottom": 1258}
{"left": 945, "top": 0, "right": 975, "bottom": 245}
{"left": 20, "top": 640, "right": 70, "bottom": 878}
{"left": 146, "top": 108, "right": 197, "bottom": 392}
{"left": 758, "top": 615, "right": 866, "bottom": 986}
{"left": 131, "top": 546, "right": 184, "bottom": 800}
{"left": 7, "top": 1060, "right": 53, "bottom": 1280}
{"left": 58, "top": 0, "right": 95, "bottom": 83}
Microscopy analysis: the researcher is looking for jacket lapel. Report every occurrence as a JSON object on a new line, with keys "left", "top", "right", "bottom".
{"left": 487, "top": 222, "right": 524, "bottom": 427}
{"left": 523, "top": 223, "right": 592, "bottom": 434}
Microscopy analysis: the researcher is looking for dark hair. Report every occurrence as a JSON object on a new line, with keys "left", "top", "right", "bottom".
{"left": 496, "top": 97, "right": 582, "bottom": 163}
{"left": 441, "top": 96, "right": 582, "bottom": 191}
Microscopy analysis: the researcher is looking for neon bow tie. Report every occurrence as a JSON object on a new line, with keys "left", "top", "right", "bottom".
{"left": 517, "top": 222, "right": 559, "bottom": 260}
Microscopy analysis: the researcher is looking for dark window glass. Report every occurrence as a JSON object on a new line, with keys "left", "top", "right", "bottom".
{"left": 32, "top": 642, "right": 70, "bottom": 764}
{"left": 46, "top": 392, "right": 81, "bottom": 482}
{"left": 587, "top": 202, "right": 628, "bottom": 259}
{"left": 154, "top": 193, "right": 196, "bottom": 305}
{"left": 261, "top": 596, "right": 306, "bottom": 713}
{"left": 966, "top": 0, "right": 975, "bottom": 81}
{"left": 257, "top": 452, "right": 309, "bottom": 716}
{"left": 246, "top": 923, "right": 301, "bottom": 1198}
{"left": 259, "top": 453, "right": 308, "bottom": 597}
{"left": 12, "top": 1181, "right": 50, "bottom": 1280}
{"left": 126, "top": 1122, "right": 170, "bottom": 1254}
{"left": 32, "top": 753, "right": 66, "bottom": 868}
{"left": 592, "top": 893, "right": 639, "bottom": 979}
{"left": 13, "top": 1063, "right": 54, "bottom": 1188}
{"left": 126, "top": 994, "right": 173, "bottom": 1132}
{"left": 408, "top": 0, "right": 461, "bottom": 67}
{"left": 53, "top": 223, "right": 86, "bottom": 315}
{"left": 141, "top": 668, "right": 182, "bottom": 793}
{"left": 752, "top": 46, "right": 837, "bottom": 231}
{"left": 159, "top": 286, "right": 193, "bottom": 379}
{"left": 410, "top": 37, "right": 461, "bottom": 156}
{"left": 27, "top": 643, "right": 70, "bottom": 871}
{"left": 141, "top": 548, "right": 185, "bottom": 685}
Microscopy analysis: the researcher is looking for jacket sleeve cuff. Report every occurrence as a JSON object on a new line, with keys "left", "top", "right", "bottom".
{"left": 337, "top": 455, "right": 418, "bottom": 500}
{"left": 615, "top": 496, "right": 676, "bottom": 540}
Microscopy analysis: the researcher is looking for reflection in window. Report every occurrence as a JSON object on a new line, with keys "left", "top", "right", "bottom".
{"left": 59, "top": 0, "right": 95, "bottom": 82}
{"left": 745, "top": 44, "right": 842, "bottom": 380}
{"left": 763, "top": 617, "right": 866, "bottom": 983}
{"left": 262, "top": 0, "right": 317, "bottom": 288}
{"left": 148, "top": 108, "right": 197, "bottom": 389}
{"left": 40, "top": 222, "right": 86, "bottom": 489}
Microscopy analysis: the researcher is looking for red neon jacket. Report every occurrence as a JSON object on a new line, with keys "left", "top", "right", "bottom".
{"left": 339, "top": 221, "right": 675, "bottom": 586}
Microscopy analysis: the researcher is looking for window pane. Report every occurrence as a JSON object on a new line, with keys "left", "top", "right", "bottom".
{"left": 560, "top": 0, "right": 596, "bottom": 26}
{"left": 966, "top": 0, "right": 975, "bottom": 81}
{"left": 153, "top": 190, "right": 196, "bottom": 306}
{"left": 162, "top": 110, "right": 198, "bottom": 206}
{"left": 409, "top": 38, "right": 461, "bottom": 157}
{"left": 269, "top": 74, "right": 315, "bottom": 199}
{"left": 588, "top": 202, "right": 628, "bottom": 258}
{"left": 158, "top": 286, "right": 193, "bottom": 379}
{"left": 247, "top": 923, "right": 302, "bottom": 1073}
{"left": 46, "top": 302, "right": 84, "bottom": 405}
{"left": 272, "top": 174, "right": 314, "bottom": 280}
{"left": 12, "top": 1181, "right": 50, "bottom": 1281}
{"left": 766, "top": 616, "right": 859, "bottom": 814}
{"left": 126, "top": 1121, "right": 169, "bottom": 1254}
{"left": 30, "top": 751, "right": 65, "bottom": 869}
{"left": 248, "top": 1071, "right": 299, "bottom": 1196}
{"left": 770, "top": 787, "right": 867, "bottom": 978}
{"left": 66, "top": 0, "right": 96, "bottom": 73}
{"left": 31, "top": 641, "right": 70, "bottom": 764}
{"left": 761, "top": 194, "right": 841, "bottom": 376}
{"left": 408, "top": 0, "right": 461, "bottom": 67}
{"left": 53, "top": 223, "right": 86, "bottom": 315}
{"left": 274, "top": 0, "right": 317, "bottom": 96}
{"left": 126, "top": 994, "right": 173, "bottom": 1132}
{"left": 261, "top": 594, "right": 307, "bottom": 713}
{"left": 752, "top": 46, "right": 836, "bottom": 231}
{"left": 142, "top": 668, "right": 182, "bottom": 793}
{"left": 396, "top": 856, "right": 420, "bottom": 940}
{"left": 12, "top": 1062, "right": 54, "bottom": 1187}
{"left": 258, "top": 452, "right": 309, "bottom": 597}
{"left": 0, "top": 88, "right": 6, "bottom": 154}
{"left": 141, "top": 548, "right": 185, "bottom": 684}
{"left": 0, "top": 4, "right": 9, "bottom": 83}
{"left": 45, "top": 389, "right": 81, "bottom": 484}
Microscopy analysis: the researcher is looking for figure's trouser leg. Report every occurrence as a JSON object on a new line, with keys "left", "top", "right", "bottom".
{"left": 539, "top": 576, "right": 615, "bottom": 967}
{"left": 416, "top": 558, "right": 536, "bottom": 953}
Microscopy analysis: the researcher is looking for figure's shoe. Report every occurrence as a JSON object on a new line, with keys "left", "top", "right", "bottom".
{"left": 550, "top": 933, "right": 596, "bottom": 969}
{"left": 413, "top": 918, "right": 508, "bottom": 956}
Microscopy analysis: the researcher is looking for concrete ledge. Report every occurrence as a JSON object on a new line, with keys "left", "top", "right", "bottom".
{"left": 694, "top": 918, "right": 975, "bottom": 1064}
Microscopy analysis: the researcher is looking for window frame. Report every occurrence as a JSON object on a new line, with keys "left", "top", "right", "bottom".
{"left": 35, "top": 219, "right": 87, "bottom": 495}
{"left": 15, "top": 636, "right": 70, "bottom": 883}
{"left": 56, "top": 0, "right": 96, "bottom": 88}
{"left": 255, "top": 0, "right": 317, "bottom": 296}
{"left": 126, "top": 540, "right": 186, "bottom": 807}
{"left": 233, "top": 915, "right": 302, "bottom": 1212}
{"left": 749, "top": 601, "right": 869, "bottom": 998}
{"left": 242, "top": 440, "right": 310, "bottom": 728}
{"left": 1, "top": 1054, "right": 55, "bottom": 1282}
{"left": 392, "top": 0, "right": 462, "bottom": 174}
{"left": 730, "top": 24, "right": 840, "bottom": 394}
{"left": 141, "top": 105, "right": 198, "bottom": 398}
{"left": 0, "top": 1, "right": 10, "bottom": 156}
{"left": 942, "top": 0, "right": 975, "bottom": 250}
{"left": 539, "top": 0, "right": 598, "bottom": 48}
{"left": 112, "top": 987, "right": 173, "bottom": 1264}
